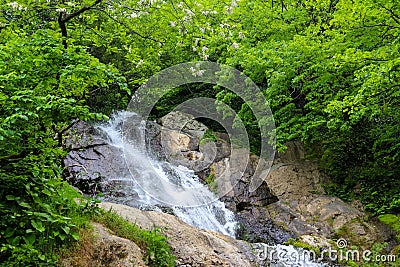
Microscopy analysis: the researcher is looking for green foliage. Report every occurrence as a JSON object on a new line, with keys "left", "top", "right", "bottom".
{"left": 0, "top": 181, "right": 99, "bottom": 266}
{"left": 0, "top": 10, "right": 126, "bottom": 265}
{"left": 95, "top": 209, "right": 175, "bottom": 267}
{"left": 205, "top": 173, "right": 218, "bottom": 194}
{"left": 199, "top": 129, "right": 217, "bottom": 146}
{"left": 338, "top": 242, "right": 398, "bottom": 267}
{"left": 202, "top": 0, "right": 400, "bottom": 214}
{"left": 378, "top": 214, "right": 400, "bottom": 242}
{"left": 0, "top": 244, "right": 58, "bottom": 267}
{"left": 1, "top": 0, "right": 400, "bottom": 263}
{"left": 284, "top": 238, "right": 320, "bottom": 257}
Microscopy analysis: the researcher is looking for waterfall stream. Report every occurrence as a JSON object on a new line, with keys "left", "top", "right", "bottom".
{"left": 94, "top": 112, "right": 328, "bottom": 267}
{"left": 95, "top": 112, "right": 236, "bottom": 236}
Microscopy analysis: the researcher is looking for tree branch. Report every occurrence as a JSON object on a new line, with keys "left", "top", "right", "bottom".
{"left": 57, "top": 119, "right": 80, "bottom": 147}
{"left": 378, "top": 4, "right": 400, "bottom": 26}
{"left": 58, "top": 12, "right": 68, "bottom": 49}
{"left": 0, "top": 152, "right": 27, "bottom": 161}
{"left": 58, "top": 0, "right": 103, "bottom": 48}
{"left": 60, "top": 0, "right": 103, "bottom": 23}
{"left": 92, "top": 7, "right": 164, "bottom": 44}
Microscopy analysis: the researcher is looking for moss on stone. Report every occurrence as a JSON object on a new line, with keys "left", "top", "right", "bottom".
{"left": 378, "top": 214, "right": 400, "bottom": 241}
{"left": 283, "top": 238, "right": 321, "bottom": 256}
{"left": 205, "top": 173, "right": 218, "bottom": 194}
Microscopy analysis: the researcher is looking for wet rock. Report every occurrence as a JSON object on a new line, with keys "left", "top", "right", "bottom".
{"left": 209, "top": 148, "right": 287, "bottom": 244}
{"left": 63, "top": 120, "right": 105, "bottom": 150}
{"left": 63, "top": 121, "right": 138, "bottom": 202}
{"left": 209, "top": 140, "right": 392, "bottom": 250}
{"left": 64, "top": 142, "right": 130, "bottom": 195}
{"left": 212, "top": 149, "right": 278, "bottom": 212}
{"left": 236, "top": 207, "right": 291, "bottom": 244}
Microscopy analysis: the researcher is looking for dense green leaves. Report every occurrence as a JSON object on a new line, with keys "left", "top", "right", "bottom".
{"left": 0, "top": 6, "right": 128, "bottom": 264}
{"left": 199, "top": 0, "right": 400, "bottom": 214}
{"left": 0, "top": 0, "right": 399, "bottom": 264}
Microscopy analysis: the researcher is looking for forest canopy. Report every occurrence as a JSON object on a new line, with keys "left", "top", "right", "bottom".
{"left": 0, "top": 0, "right": 399, "bottom": 264}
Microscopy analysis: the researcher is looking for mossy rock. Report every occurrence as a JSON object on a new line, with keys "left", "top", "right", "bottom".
{"left": 378, "top": 214, "right": 400, "bottom": 241}
{"left": 392, "top": 244, "right": 400, "bottom": 256}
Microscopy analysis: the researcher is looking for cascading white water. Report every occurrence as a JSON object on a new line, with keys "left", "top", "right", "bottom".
{"left": 95, "top": 112, "right": 329, "bottom": 267}
{"left": 96, "top": 111, "right": 236, "bottom": 236}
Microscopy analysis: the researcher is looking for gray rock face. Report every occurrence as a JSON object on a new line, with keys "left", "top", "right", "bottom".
{"left": 212, "top": 149, "right": 278, "bottom": 212}
{"left": 209, "top": 140, "right": 391, "bottom": 249}
{"left": 64, "top": 121, "right": 114, "bottom": 195}
{"left": 210, "top": 149, "right": 285, "bottom": 244}
{"left": 235, "top": 207, "right": 291, "bottom": 244}
{"left": 63, "top": 120, "right": 140, "bottom": 204}
{"left": 265, "top": 162, "right": 326, "bottom": 198}
{"left": 261, "top": 142, "right": 390, "bottom": 250}
{"left": 158, "top": 111, "right": 208, "bottom": 141}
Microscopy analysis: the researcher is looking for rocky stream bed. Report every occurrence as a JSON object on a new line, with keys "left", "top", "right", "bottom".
{"left": 62, "top": 111, "right": 397, "bottom": 266}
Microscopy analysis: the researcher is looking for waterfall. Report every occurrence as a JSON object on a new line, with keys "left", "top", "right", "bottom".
{"left": 95, "top": 111, "right": 236, "bottom": 236}
{"left": 94, "top": 112, "right": 329, "bottom": 267}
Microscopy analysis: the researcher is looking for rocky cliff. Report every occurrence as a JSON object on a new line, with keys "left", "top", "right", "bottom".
{"left": 63, "top": 111, "right": 396, "bottom": 266}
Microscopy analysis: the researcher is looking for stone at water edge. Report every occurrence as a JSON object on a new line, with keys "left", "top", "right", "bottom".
{"left": 262, "top": 142, "right": 394, "bottom": 251}
{"left": 99, "top": 202, "right": 259, "bottom": 267}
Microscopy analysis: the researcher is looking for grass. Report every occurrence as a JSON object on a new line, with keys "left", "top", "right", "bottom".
{"left": 1, "top": 180, "right": 175, "bottom": 267}
{"left": 60, "top": 183, "right": 176, "bottom": 267}
{"left": 283, "top": 237, "right": 321, "bottom": 257}
{"left": 57, "top": 226, "right": 95, "bottom": 266}
{"left": 94, "top": 209, "right": 175, "bottom": 267}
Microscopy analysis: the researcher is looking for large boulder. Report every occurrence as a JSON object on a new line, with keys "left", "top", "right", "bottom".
{"left": 99, "top": 202, "right": 258, "bottom": 267}
{"left": 209, "top": 140, "right": 393, "bottom": 250}
{"left": 158, "top": 111, "right": 208, "bottom": 142}
{"left": 209, "top": 148, "right": 285, "bottom": 244}
{"left": 262, "top": 142, "right": 391, "bottom": 250}
{"left": 61, "top": 223, "right": 147, "bottom": 267}
{"left": 212, "top": 149, "right": 278, "bottom": 212}
{"left": 63, "top": 120, "right": 141, "bottom": 204}
{"left": 63, "top": 121, "right": 121, "bottom": 195}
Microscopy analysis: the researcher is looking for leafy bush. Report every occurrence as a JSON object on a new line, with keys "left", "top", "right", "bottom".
{"left": 0, "top": 27, "right": 126, "bottom": 266}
